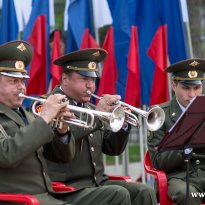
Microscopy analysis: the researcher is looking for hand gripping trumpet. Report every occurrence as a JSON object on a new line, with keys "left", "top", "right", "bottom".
{"left": 18, "top": 93, "right": 126, "bottom": 132}
{"left": 87, "top": 91, "right": 165, "bottom": 131}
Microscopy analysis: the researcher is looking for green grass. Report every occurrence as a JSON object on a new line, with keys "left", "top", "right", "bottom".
{"left": 105, "top": 144, "right": 141, "bottom": 165}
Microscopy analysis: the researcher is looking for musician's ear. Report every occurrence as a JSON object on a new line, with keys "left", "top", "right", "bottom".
{"left": 171, "top": 80, "right": 177, "bottom": 91}
{"left": 61, "top": 73, "right": 70, "bottom": 84}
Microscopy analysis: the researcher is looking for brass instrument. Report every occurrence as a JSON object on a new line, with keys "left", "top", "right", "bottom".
{"left": 87, "top": 91, "right": 165, "bottom": 131}
{"left": 19, "top": 93, "right": 125, "bottom": 132}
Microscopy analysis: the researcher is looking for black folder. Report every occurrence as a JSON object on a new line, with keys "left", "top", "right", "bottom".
{"left": 158, "top": 96, "right": 205, "bottom": 151}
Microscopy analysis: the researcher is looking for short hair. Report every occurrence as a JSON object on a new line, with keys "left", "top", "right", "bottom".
{"left": 60, "top": 69, "right": 75, "bottom": 83}
{"left": 49, "top": 29, "right": 66, "bottom": 44}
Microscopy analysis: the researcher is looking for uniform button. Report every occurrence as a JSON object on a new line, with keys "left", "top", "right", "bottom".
{"left": 93, "top": 162, "right": 96, "bottom": 166}
{"left": 196, "top": 160, "right": 200, "bottom": 165}
{"left": 90, "top": 133, "right": 93, "bottom": 137}
{"left": 91, "top": 147, "right": 95, "bottom": 152}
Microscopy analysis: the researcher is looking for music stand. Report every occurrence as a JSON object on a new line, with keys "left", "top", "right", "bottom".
{"left": 157, "top": 96, "right": 205, "bottom": 205}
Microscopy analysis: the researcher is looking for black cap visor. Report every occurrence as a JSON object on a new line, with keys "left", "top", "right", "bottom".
{"left": 77, "top": 71, "right": 97, "bottom": 78}
{"left": 179, "top": 80, "right": 202, "bottom": 85}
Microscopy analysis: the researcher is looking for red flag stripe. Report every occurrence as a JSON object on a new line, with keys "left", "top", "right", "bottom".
{"left": 81, "top": 28, "right": 99, "bottom": 49}
{"left": 148, "top": 25, "right": 169, "bottom": 106}
{"left": 97, "top": 26, "right": 118, "bottom": 101}
{"left": 125, "top": 26, "right": 141, "bottom": 107}
{"left": 27, "top": 15, "right": 46, "bottom": 95}
{"left": 49, "top": 30, "right": 62, "bottom": 92}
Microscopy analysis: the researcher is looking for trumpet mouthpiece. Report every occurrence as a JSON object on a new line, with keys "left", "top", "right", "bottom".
{"left": 86, "top": 90, "right": 92, "bottom": 95}
{"left": 18, "top": 93, "right": 24, "bottom": 98}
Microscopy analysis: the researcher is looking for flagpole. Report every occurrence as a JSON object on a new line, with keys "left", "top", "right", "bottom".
{"left": 180, "top": 0, "right": 193, "bottom": 58}
{"left": 185, "top": 21, "right": 193, "bottom": 58}
{"left": 167, "top": 58, "right": 173, "bottom": 100}
{"left": 89, "top": 0, "right": 102, "bottom": 76}
{"left": 94, "top": 27, "right": 103, "bottom": 76}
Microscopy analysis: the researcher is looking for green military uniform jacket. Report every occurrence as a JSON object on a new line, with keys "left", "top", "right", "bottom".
{"left": 47, "top": 86, "right": 130, "bottom": 189}
{"left": 0, "top": 103, "right": 75, "bottom": 205}
{"left": 147, "top": 97, "right": 205, "bottom": 190}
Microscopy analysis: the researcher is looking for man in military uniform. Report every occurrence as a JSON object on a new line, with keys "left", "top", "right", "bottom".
{"left": 0, "top": 41, "right": 131, "bottom": 205}
{"left": 47, "top": 48, "right": 157, "bottom": 205}
{"left": 147, "top": 58, "right": 205, "bottom": 205}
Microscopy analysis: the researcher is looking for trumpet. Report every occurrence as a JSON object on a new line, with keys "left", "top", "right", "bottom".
{"left": 87, "top": 91, "right": 165, "bottom": 131}
{"left": 19, "top": 93, "right": 125, "bottom": 132}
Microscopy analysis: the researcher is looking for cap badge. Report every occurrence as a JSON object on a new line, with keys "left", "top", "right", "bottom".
{"left": 92, "top": 51, "right": 100, "bottom": 57}
{"left": 15, "top": 61, "right": 25, "bottom": 70}
{"left": 189, "top": 60, "right": 199, "bottom": 67}
{"left": 17, "top": 43, "right": 26, "bottom": 52}
{"left": 88, "top": 62, "right": 96, "bottom": 70}
{"left": 188, "top": 70, "right": 198, "bottom": 78}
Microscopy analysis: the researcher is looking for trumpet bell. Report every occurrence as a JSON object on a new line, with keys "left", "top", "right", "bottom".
{"left": 146, "top": 106, "right": 165, "bottom": 131}
{"left": 109, "top": 106, "right": 125, "bottom": 132}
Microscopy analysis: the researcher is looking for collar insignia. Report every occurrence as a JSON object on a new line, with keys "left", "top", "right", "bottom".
{"left": 172, "top": 112, "right": 176, "bottom": 117}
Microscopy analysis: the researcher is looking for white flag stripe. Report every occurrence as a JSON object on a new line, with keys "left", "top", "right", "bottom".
{"left": 13, "top": 0, "right": 54, "bottom": 32}
{"left": 180, "top": 0, "right": 189, "bottom": 22}
{"left": 64, "top": 0, "right": 70, "bottom": 31}
{"left": 92, "top": 0, "right": 112, "bottom": 28}
{"left": 49, "top": 0, "right": 55, "bottom": 28}
{"left": 14, "top": 0, "right": 32, "bottom": 32}
{"left": 21, "top": 0, "right": 32, "bottom": 28}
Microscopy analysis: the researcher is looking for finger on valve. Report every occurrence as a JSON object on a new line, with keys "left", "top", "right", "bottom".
{"left": 56, "top": 109, "right": 76, "bottom": 133}
{"left": 40, "top": 94, "right": 67, "bottom": 123}
{"left": 57, "top": 108, "right": 76, "bottom": 120}
{"left": 96, "top": 95, "right": 121, "bottom": 112}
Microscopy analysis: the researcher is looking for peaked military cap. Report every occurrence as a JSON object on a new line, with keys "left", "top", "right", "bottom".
{"left": 0, "top": 40, "right": 33, "bottom": 79}
{"left": 53, "top": 48, "right": 107, "bottom": 77}
{"left": 165, "top": 58, "right": 205, "bottom": 85}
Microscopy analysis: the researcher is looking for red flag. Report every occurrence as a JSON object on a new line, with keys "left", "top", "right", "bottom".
{"left": 148, "top": 25, "right": 169, "bottom": 106}
{"left": 27, "top": 15, "right": 46, "bottom": 95}
{"left": 97, "top": 26, "right": 118, "bottom": 98}
{"left": 81, "top": 28, "right": 99, "bottom": 49}
{"left": 48, "top": 30, "right": 62, "bottom": 92}
{"left": 125, "top": 26, "right": 141, "bottom": 107}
